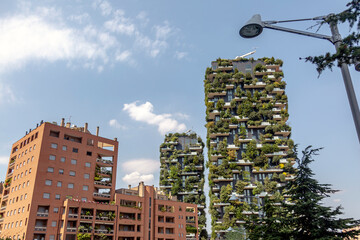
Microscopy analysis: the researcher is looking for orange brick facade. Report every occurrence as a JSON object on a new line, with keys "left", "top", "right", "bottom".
{"left": 0, "top": 120, "right": 198, "bottom": 240}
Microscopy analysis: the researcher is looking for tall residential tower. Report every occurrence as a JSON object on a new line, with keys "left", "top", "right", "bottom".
{"left": 159, "top": 132, "right": 206, "bottom": 238}
{"left": 204, "top": 57, "right": 294, "bottom": 238}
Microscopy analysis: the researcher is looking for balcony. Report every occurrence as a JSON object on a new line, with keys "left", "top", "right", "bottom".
{"left": 212, "top": 186, "right": 220, "bottom": 192}
{"left": 273, "top": 114, "right": 282, "bottom": 120}
{"left": 226, "top": 84, "right": 234, "bottom": 89}
{"left": 180, "top": 171, "right": 198, "bottom": 176}
{"left": 248, "top": 122, "right": 271, "bottom": 129}
{"left": 272, "top": 88, "right": 284, "bottom": 94}
{"left": 213, "top": 177, "right": 233, "bottom": 182}
{"left": 178, "top": 191, "right": 198, "bottom": 195}
{"left": 208, "top": 110, "right": 220, "bottom": 120}
{"left": 93, "top": 192, "right": 111, "bottom": 199}
{"left": 238, "top": 138, "right": 253, "bottom": 143}
{"left": 229, "top": 124, "right": 238, "bottom": 129}
{"left": 210, "top": 154, "right": 225, "bottom": 161}
{"left": 67, "top": 227, "right": 77, "bottom": 232}
{"left": 213, "top": 202, "right": 230, "bottom": 207}
{"left": 94, "top": 181, "right": 112, "bottom": 188}
{"left": 189, "top": 145, "right": 203, "bottom": 151}
{"left": 209, "top": 132, "right": 230, "bottom": 139}
{"left": 160, "top": 147, "right": 172, "bottom": 152}
{"left": 34, "top": 226, "right": 47, "bottom": 232}
{"left": 80, "top": 215, "right": 94, "bottom": 220}
{"left": 207, "top": 91, "right": 226, "bottom": 98}
{"left": 96, "top": 158, "right": 113, "bottom": 166}
{"left": 274, "top": 130, "right": 291, "bottom": 137}
{"left": 244, "top": 82, "right": 266, "bottom": 89}
{"left": 68, "top": 213, "right": 78, "bottom": 218}
{"left": 36, "top": 212, "right": 49, "bottom": 217}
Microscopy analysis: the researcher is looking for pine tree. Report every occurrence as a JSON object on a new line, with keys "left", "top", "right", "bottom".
{"left": 246, "top": 146, "right": 360, "bottom": 240}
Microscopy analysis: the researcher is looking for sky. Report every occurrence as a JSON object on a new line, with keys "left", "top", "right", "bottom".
{"left": 0, "top": 0, "right": 359, "bottom": 220}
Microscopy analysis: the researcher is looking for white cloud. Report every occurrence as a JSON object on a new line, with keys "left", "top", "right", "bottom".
{"left": 123, "top": 101, "right": 187, "bottom": 135}
{"left": 121, "top": 158, "right": 160, "bottom": 186}
{"left": 116, "top": 50, "right": 131, "bottom": 62}
{"left": 122, "top": 171, "right": 154, "bottom": 186}
{"left": 0, "top": 15, "right": 109, "bottom": 73}
{"left": 92, "top": 0, "right": 112, "bottom": 16}
{"left": 175, "top": 112, "right": 190, "bottom": 120}
{"left": 68, "top": 13, "right": 90, "bottom": 24}
{"left": 122, "top": 158, "right": 160, "bottom": 174}
{"left": 0, "top": 82, "right": 16, "bottom": 104}
{"left": 0, "top": 156, "right": 8, "bottom": 165}
{"left": 109, "top": 119, "right": 126, "bottom": 130}
{"left": 174, "top": 51, "right": 188, "bottom": 60}
{"left": 154, "top": 22, "right": 172, "bottom": 40}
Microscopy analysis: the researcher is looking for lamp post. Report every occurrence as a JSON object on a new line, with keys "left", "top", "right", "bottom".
{"left": 240, "top": 14, "right": 360, "bottom": 143}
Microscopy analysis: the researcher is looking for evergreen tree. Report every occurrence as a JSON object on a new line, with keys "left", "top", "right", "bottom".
{"left": 246, "top": 146, "right": 360, "bottom": 240}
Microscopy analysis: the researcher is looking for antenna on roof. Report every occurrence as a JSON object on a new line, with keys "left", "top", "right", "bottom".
{"left": 235, "top": 48, "right": 257, "bottom": 59}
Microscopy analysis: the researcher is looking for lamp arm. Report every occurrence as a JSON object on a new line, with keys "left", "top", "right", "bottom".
{"left": 263, "top": 23, "right": 334, "bottom": 44}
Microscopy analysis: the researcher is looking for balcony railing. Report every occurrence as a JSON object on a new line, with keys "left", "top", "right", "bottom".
{"left": 36, "top": 212, "right": 49, "bottom": 217}
{"left": 67, "top": 227, "right": 77, "bottom": 232}
{"left": 68, "top": 213, "right": 78, "bottom": 218}
{"left": 96, "top": 158, "right": 113, "bottom": 165}
{"left": 93, "top": 192, "right": 111, "bottom": 198}
{"left": 94, "top": 181, "right": 112, "bottom": 187}
{"left": 34, "top": 226, "right": 47, "bottom": 231}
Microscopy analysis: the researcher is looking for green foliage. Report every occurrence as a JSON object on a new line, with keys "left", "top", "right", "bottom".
{"left": 247, "top": 146, "right": 360, "bottom": 240}
{"left": 224, "top": 227, "right": 247, "bottom": 240}
{"left": 235, "top": 180, "right": 248, "bottom": 194}
{"left": 220, "top": 184, "right": 232, "bottom": 203}
{"left": 77, "top": 233, "right": 91, "bottom": 240}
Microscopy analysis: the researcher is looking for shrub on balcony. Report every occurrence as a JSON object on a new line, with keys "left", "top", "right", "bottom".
{"left": 235, "top": 180, "right": 248, "bottom": 194}
{"left": 77, "top": 233, "right": 91, "bottom": 240}
{"left": 220, "top": 184, "right": 232, "bottom": 203}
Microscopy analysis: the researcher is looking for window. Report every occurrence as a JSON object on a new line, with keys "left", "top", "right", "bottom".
{"left": 69, "top": 171, "right": 75, "bottom": 176}
{"left": 71, "top": 159, "right": 77, "bottom": 165}
{"left": 51, "top": 221, "right": 56, "bottom": 227}
{"left": 43, "top": 193, "right": 50, "bottom": 199}
{"left": 51, "top": 143, "right": 58, "bottom": 149}
{"left": 81, "top": 197, "right": 87, "bottom": 202}
{"left": 85, "top": 162, "right": 91, "bottom": 167}
{"left": 59, "top": 169, "right": 64, "bottom": 175}
{"left": 87, "top": 139, "right": 94, "bottom": 146}
{"left": 60, "top": 157, "right": 65, "bottom": 163}
{"left": 84, "top": 173, "right": 90, "bottom": 179}
{"left": 27, "top": 181, "right": 29, "bottom": 186}
{"left": 68, "top": 183, "right": 74, "bottom": 189}
{"left": 49, "top": 155, "right": 56, "bottom": 161}
{"left": 57, "top": 181, "right": 62, "bottom": 187}
{"left": 45, "top": 180, "right": 52, "bottom": 186}
{"left": 53, "top": 207, "right": 59, "bottom": 213}
{"left": 50, "top": 131, "right": 59, "bottom": 138}
{"left": 86, "top": 151, "right": 92, "bottom": 156}
{"left": 72, "top": 148, "right": 78, "bottom": 153}
{"left": 24, "top": 193, "right": 27, "bottom": 199}
{"left": 47, "top": 167, "right": 54, "bottom": 173}
{"left": 62, "top": 145, "right": 67, "bottom": 151}
{"left": 83, "top": 185, "right": 88, "bottom": 191}
{"left": 31, "top": 156, "right": 34, "bottom": 162}
{"left": 55, "top": 194, "right": 60, "bottom": 200}
{"left": 50, "top": 235, "right": 55, "bottom": 240}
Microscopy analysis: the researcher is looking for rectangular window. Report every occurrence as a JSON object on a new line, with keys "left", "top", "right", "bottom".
{"left": 59, "top": 169, "right": 64, "bottom": 175}
{"left": 72, "top": 148, "right": 78, "bottom": 153}
{"left": 86, "top": 151, "right": 92, "bottom": 156}
{"left": 53, "top": 207, "right": 59, "bottom": 213}
{"left": 81, "top": 197, "right": 87, "bottom": 202}
{"left": 85, "top": 162, "right": 91, "bottom": 167}
{"left": 43, "top": 193, "right": 50, "bottom": 199}
{"left": 68, "top": 183, "right": 74, "bottom": 189}
{"left": 51, "top": 221, "right": 56, "bottom": 227}
{"left": 49, "top": 155, "right": 56, "bottom": 161}
{"left": 69, "top": 171, "right": 75, "bottom": 176}
{"left": 62, "top": 145, "right": 67, "bottom": 151}
{"left": 71, "top": 159, "right": 77, "bottom": 165}
{"left": 83, "top": 185, "right": 88, "bottom": 191}
{"left": 55, "top": 194, "right": 60, "bottom": 200}
{"left": 45, "top": 180, "right": 52, "bottom": 186}
{"left": 60, "top": 157, "right": 65, "bottom": 163}
{"left": 57, "top": 181, "right": 62, "bottom": 187}
{"left": 51, "top": 143, "right": 58, "bottom": 149}
{"left": 50, "top": 235, "right": 55, "bottom": 240}
{"left": 47, "top": 167, "right": 54, "bottom": 173}
{"left": 84, "top": 173, "right": 90, "bottom": 179}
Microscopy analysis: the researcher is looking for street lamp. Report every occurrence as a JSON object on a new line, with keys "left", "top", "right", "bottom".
{"left": 240, "top": 14, "right": 360, "bottom": 143}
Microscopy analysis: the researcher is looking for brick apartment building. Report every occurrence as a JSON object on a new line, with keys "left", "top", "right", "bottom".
{"left": 0, "top": 120, "right": 198, "bottom": 240}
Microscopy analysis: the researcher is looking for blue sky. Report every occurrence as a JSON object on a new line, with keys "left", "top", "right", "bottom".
{"left": 0, "top": 0, "right": 359, "bottom": 220}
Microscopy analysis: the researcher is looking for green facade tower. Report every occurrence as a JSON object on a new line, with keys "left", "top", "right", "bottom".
{"left": 204, "top": 57, "right": 294, "bottom": 238}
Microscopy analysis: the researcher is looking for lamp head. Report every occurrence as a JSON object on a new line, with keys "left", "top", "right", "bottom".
{"left": 239, "top": 14, "right": 264, "bottom": 38}
{"left": 355, "top": 61, "right": 360, "bottom": 72}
